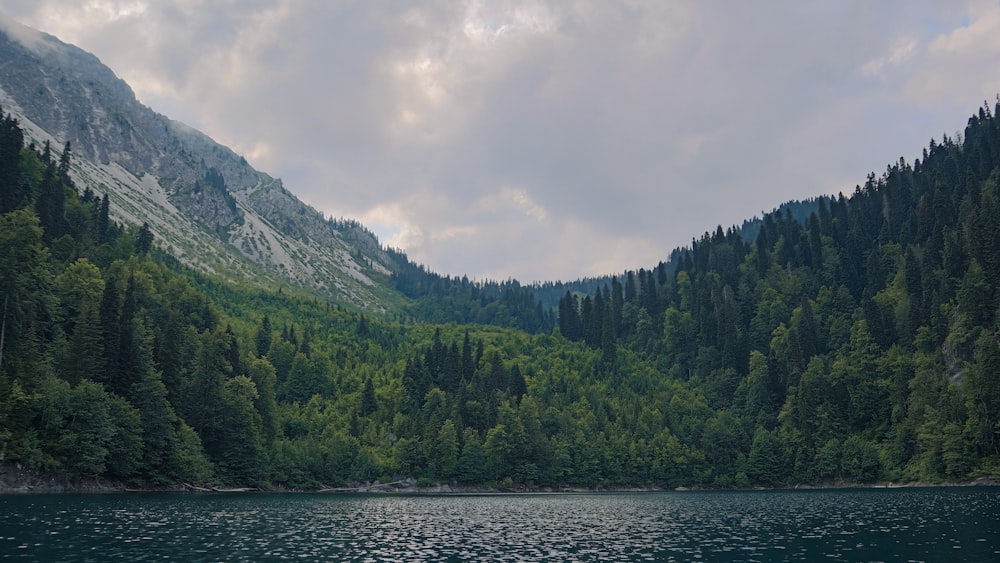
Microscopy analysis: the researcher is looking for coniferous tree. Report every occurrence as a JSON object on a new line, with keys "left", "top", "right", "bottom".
{"left": 361, "top": 377, "right": 377, "bottom": 417}
{"left": 0, "top": 109, "right": 27, "bottom": 214}
{"left": 114, "top": 274, "right": 141, "bottom": 399}
{"left": 508, "top": 364, "right": 527, "bottom": 402}
{"left": 40, "top": 139, "right": 52, "bottom": 165}
{"left": 255, "top": 315, "right": 272, "bottom": 358}
{"left": 217, "top": 375, "right": 265, "bottom": 484}
{"left": 461, "top": 331, "right": 475, "bottom": 382}
{"left": 246, "top": 357, "right": 279, "bottom": 450}
{"left": 135, "top": 223, "right": 153, "bottom": 256}
{"left": 97, "top": 194, "right": 111, "bottom": 244}
{"left": 3, "top": 104, "right": 1000, "bottom": 490}
{"left": 57, "top": 141, "right": 73, "bottom": 185}
{"left": 97, "top": 275, "right": 121, "bottom": 391}
{"left": 35, "top": 164, "right": 65, "bottom": 243}
{"left": 66, "top": 299, "right": 103, "bottom": 384}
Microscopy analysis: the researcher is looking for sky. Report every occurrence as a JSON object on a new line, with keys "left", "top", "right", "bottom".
{"left": 2, "top": 1, "right": 1000, "bottom": 283}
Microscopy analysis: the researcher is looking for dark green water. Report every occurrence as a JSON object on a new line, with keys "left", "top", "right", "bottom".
{"left": 1, "top": 487, "right": 998, "bottom": 561}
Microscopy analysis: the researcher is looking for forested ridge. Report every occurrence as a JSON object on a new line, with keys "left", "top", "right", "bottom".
{"left": 1, "top": 101, "right": 1000, "bottom": 490}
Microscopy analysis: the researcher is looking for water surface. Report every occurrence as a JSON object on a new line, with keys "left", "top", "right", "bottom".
{"left": 2, "top": 487, "right": 998, "bottom": 561}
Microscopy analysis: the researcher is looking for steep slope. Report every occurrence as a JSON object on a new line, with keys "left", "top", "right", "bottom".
{"left": 0, "top": 15, "right": 395, "bottom": 309}
{"left": 4, "top": 66, "right": 1000, "bottom": 490}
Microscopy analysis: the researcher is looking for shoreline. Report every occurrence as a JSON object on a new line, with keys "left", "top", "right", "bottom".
{"left": 2, "top": 463, "right": 996, "bottom": 495}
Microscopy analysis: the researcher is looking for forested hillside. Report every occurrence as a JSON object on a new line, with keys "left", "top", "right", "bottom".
{"left": 1, "top": 101, "right": 999, "bottom": 490}
{"left": 556, "top": 101, "right": 1000, "bottom": 485}
{"left": 386, "top": 250, "right": 554, "bottom": 333}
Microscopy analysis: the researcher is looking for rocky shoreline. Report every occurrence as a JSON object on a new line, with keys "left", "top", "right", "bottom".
{"left": 0, "top": 462, "right": 126, "bottom": 494}
{"left": 2, "top": 462, "right": 996, "bottom": 495}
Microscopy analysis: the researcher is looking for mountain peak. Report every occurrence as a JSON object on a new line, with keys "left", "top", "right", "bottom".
{"left": 0, "top": 10, "right": 56, "bottom": 54}
{"left": 0, "top": 17, "right": 397, "bottom": 309}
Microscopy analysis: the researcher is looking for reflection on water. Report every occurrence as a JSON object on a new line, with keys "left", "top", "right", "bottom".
{"left": 1, "top": 488, "right": 998, "bottom": 561}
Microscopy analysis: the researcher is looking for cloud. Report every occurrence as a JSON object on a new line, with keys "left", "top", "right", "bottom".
{"left": 479, "top": 187, "right": 548, "bottom": 222}
{"left": 903, "top": 2, "right": 1000, "bottom": 106}
{"left": 3, "top": 0, "right": 1000, "bottom": 282}
{"left": 861, "top": 38, "right": 918, "bottom": 78}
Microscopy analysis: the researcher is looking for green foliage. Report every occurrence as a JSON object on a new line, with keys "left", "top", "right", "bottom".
{"left": 3, "top": 103, "right": 1000, "bottom": 490}
{"left": 747, "top": 427, "right": 787, "bottom": 486}
{"left": 840, "top": 435, "right": 882, "bottom": 483}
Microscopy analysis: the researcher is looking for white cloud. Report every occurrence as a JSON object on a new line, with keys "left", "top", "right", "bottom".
{"left": 0, "top": 10, "right": 50, "bottom": 52}
{"left": 506, "top": 187, "right": 548, "bottom": 222}
{"left": 902, "top": 3, "right": 1000, "bottom": 105}
{"left": 26, "top": 0, "right": 147, "bottom": 39}
{"left": 928, "top": 4, "right": 1000, "bottom": 55}
{"left": 4, "top": 0, "right": 1000, "bottom": 282}
{"left": 861, "top": 38, "right": 918, "bottom": 78}
{"left": 479, "top": 187, "right": 548, "bottom": 222}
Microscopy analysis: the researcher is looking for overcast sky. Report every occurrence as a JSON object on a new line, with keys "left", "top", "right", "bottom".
{"left": 3, "top": 1, "right": 1000, "bottom": 282}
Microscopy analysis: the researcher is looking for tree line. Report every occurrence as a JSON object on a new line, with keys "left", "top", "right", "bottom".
{"left": 554, "top": 100, "right": 1000, "bottom": 484}
{"left": 1, "top": 101, "right": 999, "bottom": 490}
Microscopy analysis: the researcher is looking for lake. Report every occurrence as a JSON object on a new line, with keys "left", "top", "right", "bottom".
{"left": 1, "top": 487, "right": 998, "bottom": 561}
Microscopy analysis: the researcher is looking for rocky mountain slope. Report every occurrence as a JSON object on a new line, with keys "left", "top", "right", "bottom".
{"left": 0, "top": 15, "right": 396, "bottom": 309}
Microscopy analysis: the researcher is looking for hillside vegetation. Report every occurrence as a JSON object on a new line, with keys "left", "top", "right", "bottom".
{"left": 1, "top": 101, "right": 999, "bottom": 490}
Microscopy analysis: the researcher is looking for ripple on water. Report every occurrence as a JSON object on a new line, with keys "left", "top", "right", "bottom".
{"left": 1, "top": 488, "right": 999, "bottom": 560}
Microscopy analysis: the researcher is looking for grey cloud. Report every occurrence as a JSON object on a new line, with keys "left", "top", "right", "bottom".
{"left": 3, "top": 0, "right": 999, "bottom": 281}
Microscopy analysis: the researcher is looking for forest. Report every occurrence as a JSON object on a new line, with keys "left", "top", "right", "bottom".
{"left": 1, "top": 100, "right": 999, "bottom": 490}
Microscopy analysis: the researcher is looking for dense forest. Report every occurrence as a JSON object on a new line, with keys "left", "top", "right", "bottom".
{"left": 1, "top": 101, "right": 999, "bottom": 490}
{"left": 387, "top": 253, "right": 555, "bottom": 334}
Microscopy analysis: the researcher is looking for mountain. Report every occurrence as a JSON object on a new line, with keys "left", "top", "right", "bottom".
{"left": 0, "top": 14, "right": 398, "bottom": 310}
{"left": 4, "top": 84, "right": 1000, "bottom": 490}
{"left": 2, "top": 13, "right": 999, "bottom": 492}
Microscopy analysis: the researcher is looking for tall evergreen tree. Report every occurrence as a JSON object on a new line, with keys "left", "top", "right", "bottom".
{"left": 255, "top": 315, "right": 273, "bottom": 358}
{"left": 97, "top": 194, "right": 111, "bottom": 244}
{"left": 0, "top": 109, "right": 27, "bottom": 214}
{"left": 35, "top": 164, "right": 65, "bottom": 243}
{"left": 135, "top": 223, "right": 153, "bottom": 256}
{"left": 361, "top": 377, "right": 378, "bottom": 417}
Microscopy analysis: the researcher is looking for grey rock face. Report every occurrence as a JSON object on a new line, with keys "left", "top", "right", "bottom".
{"left": 0, "top": 17, "right": 394, "bottom": 309}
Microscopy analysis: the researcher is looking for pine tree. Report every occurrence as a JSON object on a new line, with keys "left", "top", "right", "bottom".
{"left": 35, "top": 163, "right": 65, "bottom": 243}
{"left": 135, "top": 223, "right": 153, "bottom": 256}
{"left": 113, "top": 274, "right": 140, "bottom": 398}
{"left": 508, "top": 364, "right": 527, "bottom": 402}
{"left": 0, "top": 209, "right": 53, "bottom": 373}
{"left": 246, "top": 357, "right": 279, "bottom": 449}
{"left": 217, "top": 375, "right": 265, "bottom": 484}
{"left": 361, "top": 377, "right": 377, "bottom": 417}
{"left": 66, "top": 299, "right": 103, "bottom": 384}
{"left": 255, "top": 315, "right": 272, "bottom": 358}
{"left": 461, "top": 331, "right": 475, "bottom": 382}
{"left": 97, "top": 194, "right": 111, "bottom": 244}
{"left": 57, "top": 141, "right": 73, "bottom": 186}
{"left": 0, "top": 108, "right": 27, "bottom": 214}
{"left": 98, "top": 276, "right": 121, "bottom": 392}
